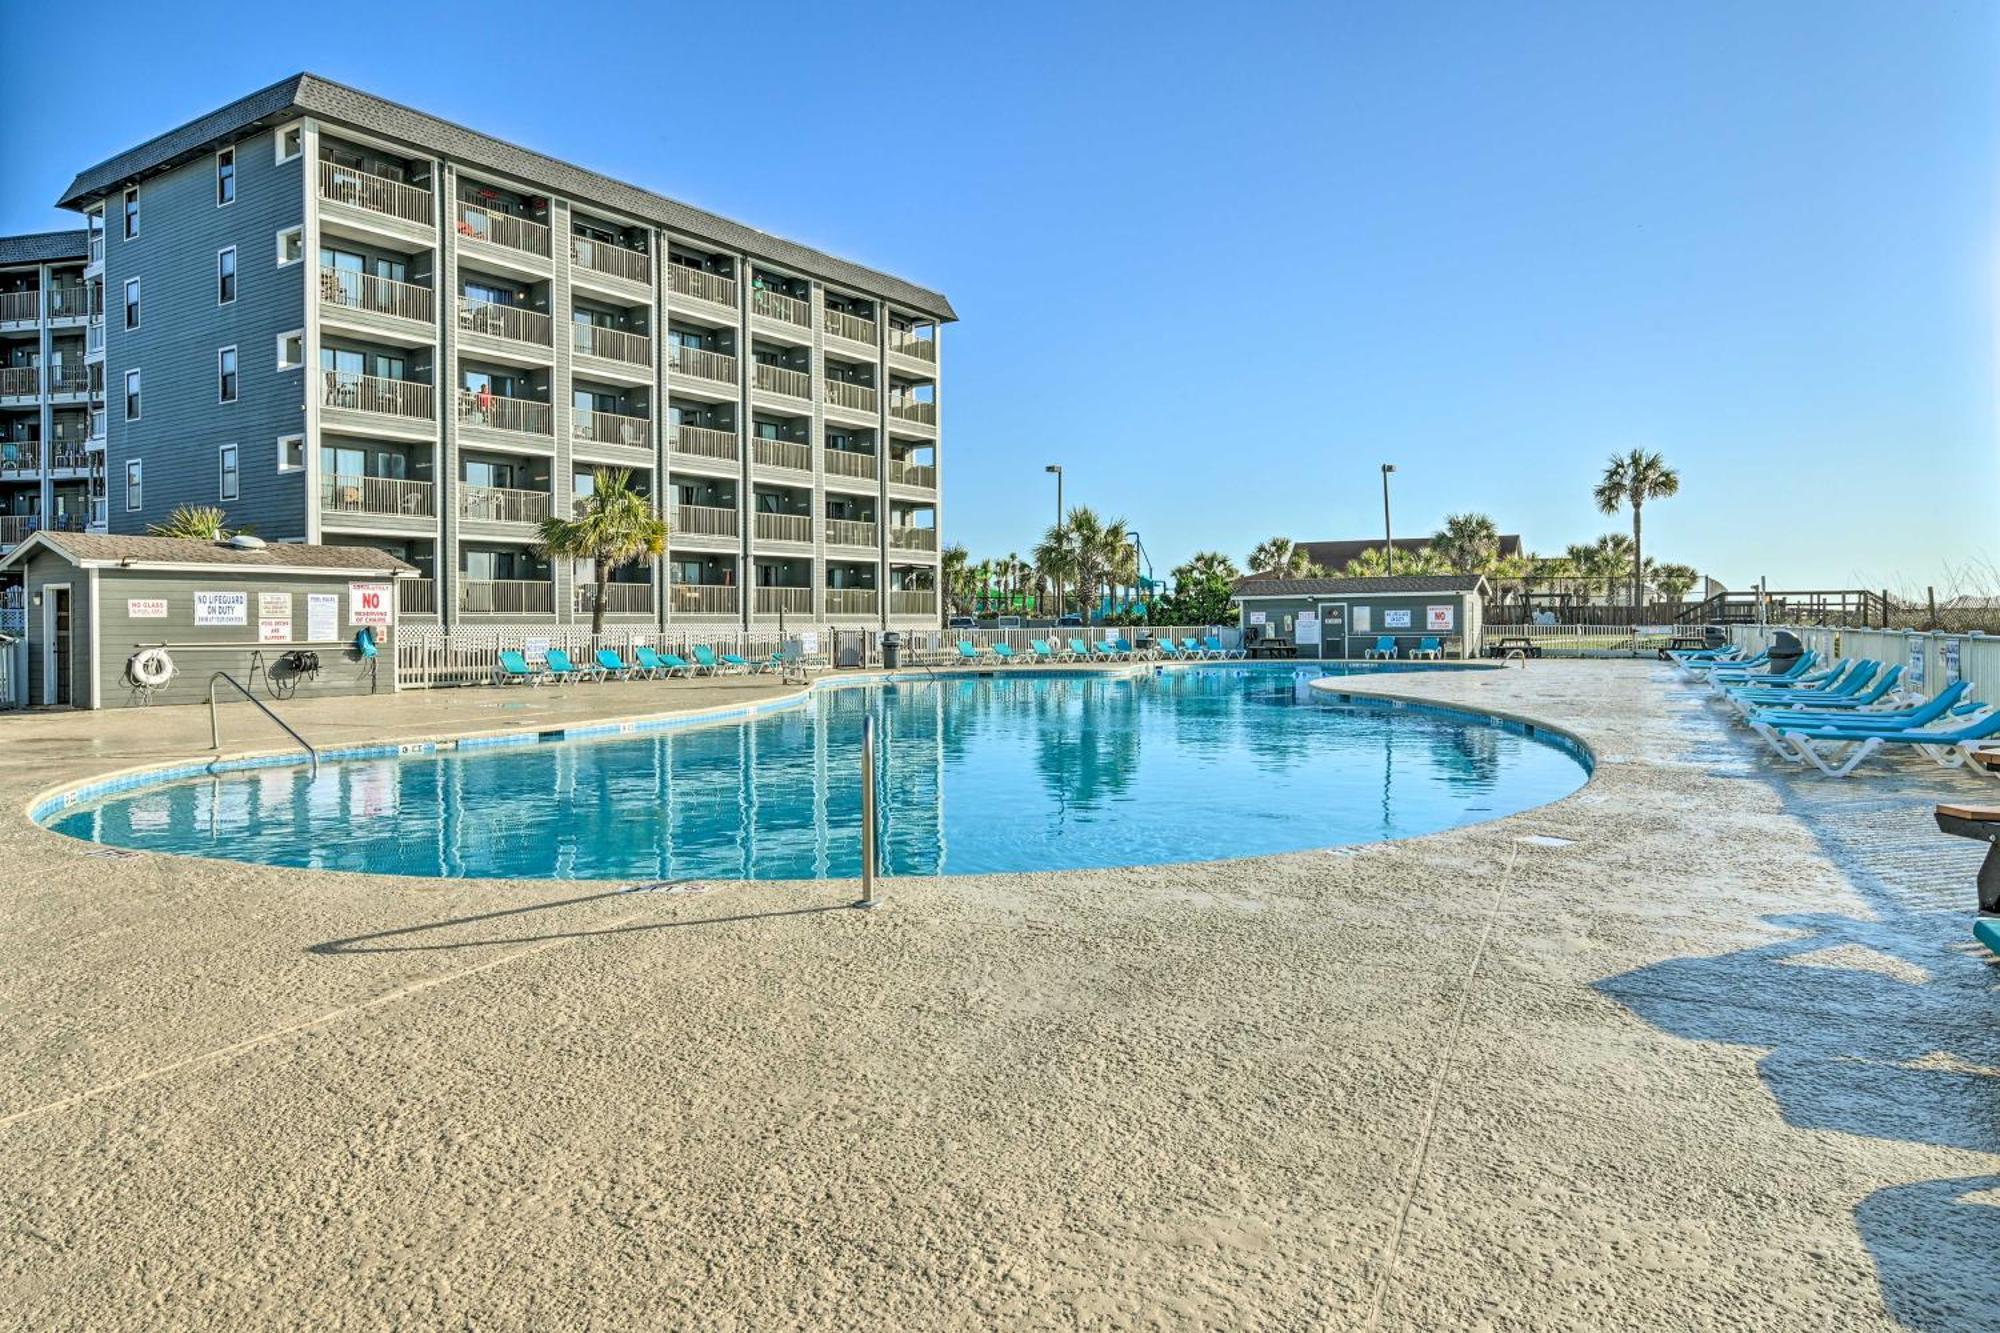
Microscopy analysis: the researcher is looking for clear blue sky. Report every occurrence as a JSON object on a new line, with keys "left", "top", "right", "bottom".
{"left": 4, "top": 1, "right": 1992, "bottom": 593}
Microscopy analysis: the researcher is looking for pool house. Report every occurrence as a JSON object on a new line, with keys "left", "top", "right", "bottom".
{"left": 1230, "top": 574, "right": 1486, "bottom": 659}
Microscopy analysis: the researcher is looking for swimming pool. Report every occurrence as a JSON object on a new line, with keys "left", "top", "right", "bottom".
{"left": 41, "top": 666, "right": 1589, "bottom": 880}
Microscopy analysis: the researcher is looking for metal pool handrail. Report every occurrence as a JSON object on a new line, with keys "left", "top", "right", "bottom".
{"left": 209, "top": 671, "right": 319, "bottom": 777}
{"left": 857, "top": 711, "right": 880, "bottom": 908}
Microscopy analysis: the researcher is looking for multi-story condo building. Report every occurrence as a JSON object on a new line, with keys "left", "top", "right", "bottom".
{"left": 49, "top": 73, "right": 951, "bottom": 629}
{"left": 0, "top": 231, "right": 108, "bottom": 555}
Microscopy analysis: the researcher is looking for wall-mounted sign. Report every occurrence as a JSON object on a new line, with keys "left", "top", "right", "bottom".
{"left": 349, "top": 582, "right": 392, "bottom": 627}
{"left": 193, "top": 590, "right": 247, "bottom": 626}
{"left": 306, "top": 594, "right": 339, "bottom": 642}
{"left": 1943, "top": 638, "right": 1961, "bottom": 686}
{"left": 1352, "top": 606, "right": 1371, "bottom": 633}
{"left": 1908, "top": 636, "right": 1927, "bottom": 691}
{"left": 126, "top": 598, "right": 168, "bottom": 619}
{"left": 1248, "top": 610, "right": 1267, "bottom": 625}
{"left": 1384, "top": 608, "right": 1413, "bottom": 629}
{"left": 1296, "top": 611, "right": 1321, "bottom": 646}
{"left": 1427, "top": 605, "right": 1454, "bottom": 631}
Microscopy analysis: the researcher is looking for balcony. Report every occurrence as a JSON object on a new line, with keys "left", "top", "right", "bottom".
{"left": 321, "top": 474, "right": 435, "bottom": 520}
{"left": 577, "top": 583, "right": 654, "bottom": 616}
{"left": 752, "top": 438, "right": 811, "bottom": 473}
{"left": 398, "top": 578, "right": 438, "bottom": 617}
{"left": 889, "top": 329, "right": 937, "bottom": 364}
{"left": 48, "top": 451, "right": 94, "bottom": 474}
{"left": 0, "top": 367, "right": 38, "bottom": 397}
{"left": 751, "top": 288, "right": 810, "bottom": 328}
{"left": 755, "top": 587, "right": 812, "bottom": 616}
{"left": 0, "top": 291, "right": 37, "bottom": 324}
{"left": 458, "top": 299, "right": 552, "bottom": 349}
{"left": 573, "top": 409, "right": 651, "bottom": 450}
{"left": 824, "top": 380, "right": 877, "bottom": 414}
{"left": 889, "top": 526, "right": 939, "bottom": 553}
{"left": 826, "top": 519, "right": 877, "bottom": 549}
{"left": 891, "top": 589, "right": 937, "bottom": 618}
{"left": 456, "top": 391, "right": 551, "bottom": 438}
{"left": 754, "top": 512, "right": 812, "bottom": 544}
{"left": 824, "top": 587, "right": 878, "bottom": 616}
{"left": 454, "top": 201, "right": 552, "bottom": 259}
{"left": 670, "top": 345, "right": 738, "bottom": 386}
{"left": 753, "top": 363, "right": 809, "bottom": 400}
{"left": 825, "top": 449, "right": 878, "bottom": 483}
{"left": 889, "top": 397, "right": 937, "bottom": 427}
{"left": 323, "top": 372, "right": 436, "bottom": 425}
{"left": 86, "top": 320, "right": 103, "bottom": 355}
{"left": 668, "top": 265, "right": 737, "bottom": 308}
{"left": 572, "top": 324, "right": 652, "bottom": 369}
{"left": 46, "top": 286, "right": 89, "bottom": 321}
{"left": 48, "top": 365, "right": 88, "bottom": 395}
{"left": 889, "top": 458, "right": 937, "bottom": 490}
{"left": 459, "top": 579, "right": 554, "bottom": 615}
{"left": 319, "top": 161, "right": 434, "bottom": 228}
{"left": 0, "top": 444, "right": 35, "bottom": 477}
{"left": 670, "top": 583, "right": 738, "bottom": 616}
{"left": 571, "top": 237, "right": 650, "bottom": 286}
{"left": 674, "top": 503, "right": 739, "bottom": 539}
{"left": 458, "top": 485, "right": 552, "bottom": 526}
{"left": 670, "top": 424, "right": 738, "bottom": 463}
{"left": 0, "top": 515, "right": 38, "bottom": 546}
{"left": 824, "top": 307, "right": 877, "bottom": 346}
{"left": 320, "top": 266, "right": 435, "bottom": 327}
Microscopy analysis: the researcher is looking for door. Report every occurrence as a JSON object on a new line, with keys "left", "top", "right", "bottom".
{"left": 1315, "top": 602, "right": 1348, "bottom": 660}
{"left": 42, "top": 585, "right": 71, "bottom": 706}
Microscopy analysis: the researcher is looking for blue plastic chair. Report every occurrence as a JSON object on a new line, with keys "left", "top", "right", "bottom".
{"left": 496, "top": 650, "right": 545, "bottom": 686}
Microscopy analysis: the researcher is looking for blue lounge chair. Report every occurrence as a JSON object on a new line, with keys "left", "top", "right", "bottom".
{"left": 656, "top": 651, "right": 693, "bottom": 677}
{"left": 1363, "top": 636, "right": 1398, "bottom": 660}
{"left": 957, "top": 640, "right": 987, "bottom": 663}
{"left": 1725, "top": 661, "right": 1876, "bottom": 714}
{"left": 689, "top": 645, "right": 722, "bottom": 676}
{"left": 1748, "top": 681, "right": 1970, "bottom": 758}
{"left": 1745, "top": 664, "right": 1903, "bottom": 716}
{"left": 1068, "top": 638, "right": 1092, "bottom": 662}
{"left": 596, "top": 648, "right": 635, "bottom": 680}
{"left": 1029, "top": 639, "right": 1058, "bottom": 662}
{"left": 1114, "top": 637, "right": 1140, "bottom": 659}
{"left": 1709, "top": 652, "right": 1817, "bottom": 691}
{"left": 1093, "top": 640, "right": 1122, "bottom": 660}
{"left": 543, "top": 648, "right": 589, "bottom": 683}
{"left": 633, "top": 646, "right": 682, "bottom": 678}
{"left": 1411, "top": 636, "right": 1443, "bottom": 660}
{"left": 720, "top": 651, "right": 752, "bottom": 672}
{"left": 1158, "top": 640, "right": 1184, "bottom": 660}
{"left": 1771, "top": 704, "right": 2000, "bottom": 778}
{"left": 496, "top": 649, "right": 546, "bottom": 686}
{"left": 1205, "top": 635, "right": 1245, "bottom": 660}
{"left": 993, "top": 643, "right": 1018, "bottom": 662}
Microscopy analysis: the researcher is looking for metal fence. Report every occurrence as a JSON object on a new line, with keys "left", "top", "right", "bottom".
{"left": 1727, "top": 625, "right": 2000, "bottom": 704}
{"left": 1477, "top": 622, "right": 1682, "bottom": 656}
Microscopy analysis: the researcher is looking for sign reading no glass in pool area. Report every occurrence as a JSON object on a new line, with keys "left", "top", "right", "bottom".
{"left": 193, "top": 590, "right": 247, "bottom": 626}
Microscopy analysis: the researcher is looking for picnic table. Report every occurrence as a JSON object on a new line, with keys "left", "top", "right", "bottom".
{"left": 1659, "top": 634, "right": 1710, "bottom": 661}
{"left": 1484, "top": 635, "right": 1542, "bottom": 660}
{"left": 1248, "top": 638, "right": 1297, "bottom": 659}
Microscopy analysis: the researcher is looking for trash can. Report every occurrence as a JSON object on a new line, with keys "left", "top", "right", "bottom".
{"left": 1769, "top": 629, "right": 1804, "bottom": 674}
{"left": 881, "top": 631, "right": 902, "bottom": 670}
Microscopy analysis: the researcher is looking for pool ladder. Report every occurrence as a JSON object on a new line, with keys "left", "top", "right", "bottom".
{"left": 208, "top": 671, "right": 320, "bottom": 777}
{"left": 857, "top": 711, "right": 881, "bottom": 908}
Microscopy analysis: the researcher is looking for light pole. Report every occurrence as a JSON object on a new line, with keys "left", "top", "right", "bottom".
{"left": 1045, "top": 464, "right": 1063, "bottom": 620}
{"left": 1380, "top": 464, "right": 1397, "bottom": 575}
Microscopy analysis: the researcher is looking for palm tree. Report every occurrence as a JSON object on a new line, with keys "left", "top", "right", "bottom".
{"left": 1178, "top": 551, "right": 1240, "bottom": 584}
{"left": 148, "top": 505, "right": 237, "bottom": 540}
{"left": 1031, "top": 530, "right": 1077, "bottom": 617}
{"left": 1341, "top": 545, "right": 1448, "bottom": 577}
{"left": 533, "top": 469, "right": 668, "bottom": 638}
{"left": 1654, "top": 562, "right": 1700, "bottom": 610}
{"left": 1594, "top": 449, "right": 1680, "bottom": 610}
{"left": 941, "top": 544, "right": 973, "bottom": 614}
{"left": 1062, "top": 507, "right": 1131, "bottom": 618}
{"left": 1431, "top": 512, "right": 1501, "bottom": 576}
{"left": 1247, "top": 537, "right": 1319, "bottom": 578}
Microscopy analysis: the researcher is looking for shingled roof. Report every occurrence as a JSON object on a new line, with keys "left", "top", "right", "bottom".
{"left": 1231, "top": 574, "right": 1487, "bottom": 599}
{"left": 56, "top": 73, "right": 955, "bottom": 320}
{"left": 0, "top": 230, "right": 90, "bottom": 265}
{"left": 1, "top": 532, "right": 415, "bottom": 576}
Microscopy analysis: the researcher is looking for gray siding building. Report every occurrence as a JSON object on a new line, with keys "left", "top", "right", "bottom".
{"left": 51, "top": 73, "right": 953, "bottom": 630}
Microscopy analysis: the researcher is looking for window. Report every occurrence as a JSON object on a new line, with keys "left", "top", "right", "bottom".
{"left": 216, "top": 148, "right": 236, "bottom": 206}
{"left": 122, "top": 187, "right": 139, "bottom": 239}
{"left": 218, "top": 347, "right": 238, "bottom": 403}
{"left": 276, "top": 330, "right": 304, "bottom": 370}
{"left": 217, "top": 247, "right": 236, "bottom": 304}
{"left": 123, "top": 278, "right": 140, "bottom": 330}
{"left": 124, "top": 369, "right": 141, "bottom": 420}
{"left": 125, "top": 459, "right": 143, "bottom": 511}
{"left": 218, "top": 444, "right": 239, "bottom": 500}
{"left": 276, "top": 123, "right": 302, "bottom": 163}
{"left": 278, "top": 434, "right": 304, "bottom": 472}
{"left": 276, "top": 226, "right": 303, "bottom": 266}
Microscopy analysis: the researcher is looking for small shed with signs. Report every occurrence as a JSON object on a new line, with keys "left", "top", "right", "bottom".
{"left": 1230, "top": 574, "right": 1487, "bottom": 660}
{"left": 0, "top": 532, "right": 414, "bottom": 708}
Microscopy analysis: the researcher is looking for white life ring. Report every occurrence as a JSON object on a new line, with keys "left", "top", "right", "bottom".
{"left": 130, "top": 648, "right": 176, "bottom": 688}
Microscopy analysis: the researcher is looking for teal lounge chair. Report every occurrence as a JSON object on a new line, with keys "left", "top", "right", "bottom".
{"left": 1411, "top": 636, "right": 1443, "bottom": 660}
{"left": 633, "top": 646, "right": 681, "bottom": 678}
{"left": 957, "top": 640, "right": 986, "bottom": 663}
{"left": 1181, "top": 637, "right": 1211, "bottom": 659}
{"left": 1362, "top": 636, "right": 1398, "bottom": 660}
{"left": 1772, "top": 703, "right": 2000, "bottom": 778}
{"left": 1093, "top": 640, "right": 1122, "bottom": 660}
{"left": 1029, "top": 639, "right": 1057, "bottom": 662}
{"left": 993, "top": 643, "right": 1018, "bottom": 662}
{"left": 720, "top": 651, "right": 752, "bottom": 672}
{"left": 689, "top": 645, "right": 721, "bottom": 676}
{"left": 1114, "top": 637, "right": 1140, "bottom": 659}
{"left": 543, "top": 648, "right": 589, "bottom": 683}
{"left": 1158, "top": 640, "right": 1184, "bottom": 660}
{"left": 1204, "top": 635, "right": 1245, "bottom": 660}
{"left": 496, "top": 650, "right": 546, "bottom": 686}
{"left": 656, "top": 651, "right": 693, "bottom": 677}
{"left": 596, "top": 648, "right": 635, "bottom": 680}
{"left": 1748, "top": 681, "right": 1969, "bottom": 759}
{"left": 1068, "top": 638, "right": 1092, "bottom": 662}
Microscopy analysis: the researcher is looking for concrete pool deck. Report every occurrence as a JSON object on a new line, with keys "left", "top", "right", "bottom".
{"left": 1, "top": 661, "right": 1996, "bottom": 1330}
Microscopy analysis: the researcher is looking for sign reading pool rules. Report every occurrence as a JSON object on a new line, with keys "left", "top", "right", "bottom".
{"left": 126, "top": 598, "right": 168, "bottom": 619}
{"left": 258, "top": 592, "right": 293, "bottom": 644}
{"left": 193, "top": 590, "right": 248, "bottom": 626}
{"left": 349, "top": 582, "right": 392, "bottom": 628}
{"left": 307, "top": 594, "right": 339, "bottom": 642}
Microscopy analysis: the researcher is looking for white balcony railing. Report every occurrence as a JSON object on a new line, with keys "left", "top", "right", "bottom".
{"left": 673, "top": 503, "right": 738, "bottom": 539}
{"left": 890, "top": 589, "right": 937, "bottom": 617}
{"left": 754, "top": 512, "right": 813, "bottom": 544}
{"left": 319, "top": 161, "right": 434, "bottom": 227}
{"left": 889, "top": 329, "right": 937, "bottom": 363}
{"left": 572, "top": 323, "right": 652, "bottom": 368}
{"left": 668, "top": 265, "right": 737, "bottom": 308}
{"left": 455, "top": 200, "right": 552, "bottom": 258}
{"left": 752, "top": 288, "right": 810, "bottom": 327}
{"left": 321, "top": 474, "right": 435, "bottom": 519}
{"left": 824, "top": 379, "right": 877, "bottom": 413}
{"left": 46, "top": 285, "right": 89, "bottom": 319}
{"left": 573, "top": 409, "right": 651, "bottom": 449}
{"left": 889, "top": 458, "right": 937, "bottom": 489}
{"left": 0, "top": 515, "right": 39, "bottom": 546}
{"left": 671, "top": 424, "right": 738, "bottom": 462}
{"left": 824, "top": 588, "right": 878, "bottom": 616}
{"left": 825, "top": 519, "right": 877, "bottom": 549}
{"left": 458, "top": 298, "right": 552, "bottom": 347}
{"left": 824, "top": 449, "right": 878, "bottom": 481}
{"left": 320, "top": 265, "right": 435, "bottom": 325}
{"left": 459, "top": 579, "right": 554, "bottom": 615}
{"left": 323, "top": 371, "right": 435, "bottom": 422}
{"left": 824, "top": 307, "right": 877, "bottom": 345}
{"left": 670, "top": 583, "right": 738, "bottom": 616}
{"left": 458, "top": 485, "right": 551, "bottom": 526}
{"left": 754, "top": 363, "right": 810, "bottom": 399}
{"left": 571, "top": 236, "right": 650, "bottom": 285}
{"left": 398, "top": 578, "right": 438, "bottom": 616}
{"left": 670, "top": 345, "right": 738, "bottom": 385}
{"left": 577, "top": 583, "right": 654, "bottom": 616}
{"left": 456, "top": 391, "right": 551, "bottom": 436}
{"left": 889, "top": 397, "right": 937, "bottom": 426}
{"left": 0, "top": 291, "right": 37, "bottom": 323}
{"left": 48, "top": 365, "right": 88, "bottom": 394}
{"left": 890, "top": 526, "right": 939, "bottom": 552}
{"left": 0, "top": 367, "right": 38, "bottom": 396}
{"left": 752, "top": 438, "right": 811, "bottom": 473}
{"left": 755, "top": 587, "right": 813, "bottom": 616}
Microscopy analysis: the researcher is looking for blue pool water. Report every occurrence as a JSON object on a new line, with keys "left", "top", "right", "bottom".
{"left": 45, "top": 666, "right": 1588, "bottom": 880}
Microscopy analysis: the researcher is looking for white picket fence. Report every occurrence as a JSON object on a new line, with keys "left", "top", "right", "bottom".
{"left": 1478, "top": 622, "right": 1680, "bottom": 656}
{"left": 395, "top": 623, "right": 1232, "bottom": 689}
{"left": 1726, "top": 625, "right": 2000, "bottom": 703}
